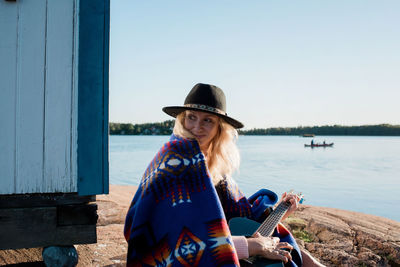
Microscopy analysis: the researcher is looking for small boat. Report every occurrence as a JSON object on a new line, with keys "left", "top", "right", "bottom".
{"left": 304, "top": 143, "right": 334, "bottom": 147}
{"left": 302, "top": 134, "right": 315, "bottom": 137}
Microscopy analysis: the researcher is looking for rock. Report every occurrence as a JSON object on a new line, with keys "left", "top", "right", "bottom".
{"left": 286, "top": 205, "right": 400, "bottom": 267}
{"left": 96, "top": 199, "right": 126, "bottom": 226}
{"left": 42, "top": 246, "right": 78, "bottom": 267}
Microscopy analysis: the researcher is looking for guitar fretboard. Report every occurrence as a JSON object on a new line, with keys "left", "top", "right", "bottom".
{"left": 254, "top": 201, "right": 290, "bottom": 237}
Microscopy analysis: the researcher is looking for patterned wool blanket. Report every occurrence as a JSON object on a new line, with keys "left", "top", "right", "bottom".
{"left": 124, "top": 134, "right": 302, "bottom": 267}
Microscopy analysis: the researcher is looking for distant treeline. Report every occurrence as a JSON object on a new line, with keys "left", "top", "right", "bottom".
{"left": 109, "top": 121, "right": 400, "bottom": 136}
{"left": 110, "top": 120, "right": 175, "bottom": 135}
{"left": 241, "top": 124, "right": 400, "bottom": 136}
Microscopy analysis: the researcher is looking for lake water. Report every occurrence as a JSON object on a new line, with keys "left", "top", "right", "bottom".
{"left": 109, "top": 135, "right": 400, "bottom": 222}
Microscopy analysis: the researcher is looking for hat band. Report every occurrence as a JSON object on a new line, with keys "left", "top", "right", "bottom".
{"left": 184, "top": 104, "right": 226, "bottom": 115}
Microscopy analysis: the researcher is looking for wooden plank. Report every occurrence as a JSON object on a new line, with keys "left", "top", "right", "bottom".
{"left": 0, "top": 194, "right": 95, "bottom": 209}
{"left": 0, "top": 207, "right": 57, "bottom": 249}
{"left": 77, "top": 0, "right": 110, "bottom": 195}
{"left": 71, "top": 0, "right": 79, "bottom": 200}
{"left": 57, "top": 203, "right": 98, "bottom": 226}
{"left": 43, "top": 0, "right": 76, "bottom": 193}
{"left": 53, "top": 224, "right": 97, "bottom": 246}
{"left": 15, "top": 0, "right": 47, "bottom": 193}
{"left": 0, "top": 206, "right": 96, "bottom": 249}
{"left": 0, "top": 225, "right": 96, "bottom": 250}
{"left": 0, "top": 1, "right": 18, "bottom": 194}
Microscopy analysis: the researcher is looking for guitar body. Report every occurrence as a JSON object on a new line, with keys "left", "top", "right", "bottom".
{"left": 229, "top": 217, "right": 262, "bottom": 236}
{"left": 229, "top": 217, "right": 284, "bottom": 267}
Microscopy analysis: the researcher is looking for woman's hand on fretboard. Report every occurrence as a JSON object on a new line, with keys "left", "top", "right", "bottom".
{"left": 280, "top": 191, "right": 303, "bottom": 222}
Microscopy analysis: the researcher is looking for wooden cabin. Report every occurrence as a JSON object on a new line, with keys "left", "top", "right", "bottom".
{"left": 0, "top": 0, "right": 109, "bottom": 260}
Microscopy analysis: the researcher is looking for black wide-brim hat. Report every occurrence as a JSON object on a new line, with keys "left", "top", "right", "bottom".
{"left": 162, "top": 83, "right": 244, "bottom": 129}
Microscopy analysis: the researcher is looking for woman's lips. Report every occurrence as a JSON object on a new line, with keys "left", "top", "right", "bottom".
{"left": 194, "top": 134, "right": 205, "bottom": 140}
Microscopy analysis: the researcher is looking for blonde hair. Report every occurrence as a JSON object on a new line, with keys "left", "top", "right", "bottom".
{"left": 173, "top": 111, "right": 240, "bottom": 185}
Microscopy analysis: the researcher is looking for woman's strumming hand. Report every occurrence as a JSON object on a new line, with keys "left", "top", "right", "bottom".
{"left": 280, "top": 191, "right": 301, "bottom": 221}
{"left": 247, "top": 232, "right": 293, "bottom": 263}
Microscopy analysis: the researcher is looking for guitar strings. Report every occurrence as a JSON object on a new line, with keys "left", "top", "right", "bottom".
{"left": 255, "top": 193, "right": 303, "bottom": 236}
{"left": 256, "top": 202, "right": 290, "bottom": 236}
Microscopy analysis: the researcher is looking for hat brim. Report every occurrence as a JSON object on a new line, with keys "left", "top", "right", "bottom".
{"left": 162, "top": 106, "right": 244, "bottom": 129}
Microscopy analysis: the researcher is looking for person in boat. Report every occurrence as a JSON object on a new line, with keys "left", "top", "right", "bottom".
{"left": 124, "top": 83, "right": 324, "bottom": 267}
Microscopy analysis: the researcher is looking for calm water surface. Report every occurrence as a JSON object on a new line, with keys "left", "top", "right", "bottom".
{"left": 110, "top": 135, "right": 400, "bottom": 221}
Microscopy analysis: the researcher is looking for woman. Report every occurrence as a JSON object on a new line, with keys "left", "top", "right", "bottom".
{"left": 124, "top": 83, "right": 320, "bottom": 267}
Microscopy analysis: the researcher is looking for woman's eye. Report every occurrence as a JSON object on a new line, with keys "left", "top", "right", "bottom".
{"left": 188, "top": 115, "right": 196, "bottom": 120}
{"left": 204, "top": 118, "right": 214, "bottom": 123}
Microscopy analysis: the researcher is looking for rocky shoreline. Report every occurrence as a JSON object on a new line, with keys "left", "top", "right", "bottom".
{"left": 285, "top": 205, "right": 400, "bottom": 266}
{"left": 1, "top": 185, "right": 399, "bottom": 266}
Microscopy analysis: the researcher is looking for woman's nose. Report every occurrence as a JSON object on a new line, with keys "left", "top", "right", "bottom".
{"left": 193, "top": 121, "right": 203, "bottom": 131}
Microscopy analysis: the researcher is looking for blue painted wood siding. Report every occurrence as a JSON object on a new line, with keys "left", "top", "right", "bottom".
{"left": 0, "top": 0, "right": 78, "bottom": 194}
{"left": 78, "top": 0, "right": 110, "bottom": 195}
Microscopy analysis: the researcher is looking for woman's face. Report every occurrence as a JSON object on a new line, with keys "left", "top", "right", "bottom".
{"left": 184, "top": 110, "right": 219, "bottom": 152}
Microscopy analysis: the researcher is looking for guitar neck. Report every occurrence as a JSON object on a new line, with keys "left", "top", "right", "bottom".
{"left": 254, "top": 201, "right": 290, "bottom": 237}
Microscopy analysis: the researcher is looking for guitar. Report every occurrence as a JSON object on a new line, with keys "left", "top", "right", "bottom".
{"left": 229, "top": 191, "right": 304, "bottom": 267}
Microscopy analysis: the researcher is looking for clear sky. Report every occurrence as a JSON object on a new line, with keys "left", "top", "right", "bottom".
{"left": 109, "top": 0, "right": 400, "bottom": 129}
